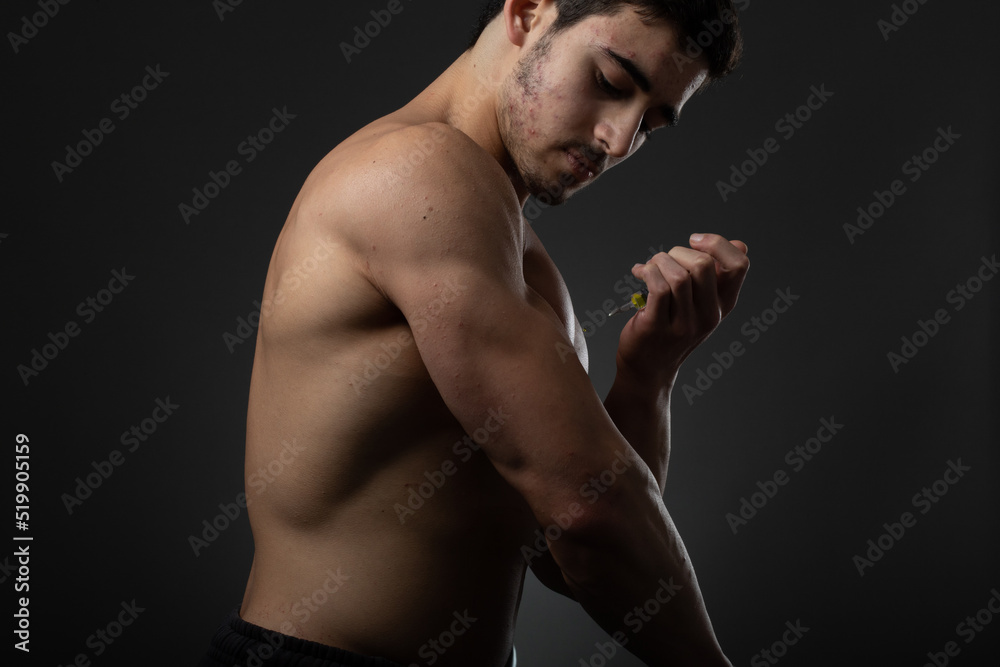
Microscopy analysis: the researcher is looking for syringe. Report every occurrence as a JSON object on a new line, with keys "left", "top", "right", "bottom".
{"left": 608, "top": 290, "right": 649, "bottom": 316}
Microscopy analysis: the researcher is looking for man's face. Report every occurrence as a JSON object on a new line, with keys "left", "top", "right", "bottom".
{"left": 498, "top": 7, "right": 709, "bottom": 204}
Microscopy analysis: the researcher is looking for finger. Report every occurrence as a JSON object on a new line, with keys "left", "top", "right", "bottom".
{"left": 688, "top": 233, "right": 749, "bottom": 272}
{"left": 643, "top": 252, "right": 698, "bottom": 327}
{"left": 663, "top": 246, "right": 720, "bottom": 328}
{"left": 632, "top": 260, "right": 669, "bottom": 325}
{"left": 729, "top": 239, "right": 748, "bottom": 255}
{"left": 631, "top": 255, "right": 687, "bottom": 326}
{"left": 688, "top": 233, "right": 750, "bottom": 316}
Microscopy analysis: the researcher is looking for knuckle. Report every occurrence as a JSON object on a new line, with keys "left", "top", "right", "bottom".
{"left": 692, "top": 254, "right": 714, "bottom": 270}
{"left": 664, "top": 265, "right": 689, "bottom": 283}
{"left": 724, "top": 255, "right": 750, "bottom": 274}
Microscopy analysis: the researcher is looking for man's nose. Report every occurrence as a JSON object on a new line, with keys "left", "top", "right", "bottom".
{"left": 594, "top": 113, "right": 643, "bottom": 159}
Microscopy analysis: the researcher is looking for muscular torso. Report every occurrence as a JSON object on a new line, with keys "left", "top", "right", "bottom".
{"left": 239, "top": 110, "right": 588, "bottom": 666}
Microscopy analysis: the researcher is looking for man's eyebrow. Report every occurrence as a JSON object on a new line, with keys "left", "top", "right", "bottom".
{"left": 600, "top": 46, "right": 680, "bottom": 127}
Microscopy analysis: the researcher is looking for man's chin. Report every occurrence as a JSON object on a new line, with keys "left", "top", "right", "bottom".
{"left": 525, "top": 170, "right": 585, "bottom": 206}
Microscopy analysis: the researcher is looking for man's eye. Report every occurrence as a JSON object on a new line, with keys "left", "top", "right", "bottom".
{"left": 596, "top": 72, "right": 624, "bottom": 98}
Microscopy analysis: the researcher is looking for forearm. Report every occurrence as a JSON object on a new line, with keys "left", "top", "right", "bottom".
{"left": 553, "top": 465, "right": 730, "bottom": 666}
{"left": 603, "top": 365, "right": 675, "bottom": 493}
{"left": 562, "top": 234, "right": 746, "bottom": 665}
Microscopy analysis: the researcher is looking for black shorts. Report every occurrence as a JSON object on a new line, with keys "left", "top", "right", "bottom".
{"left": 198, "top": 606, "right": 517, "bottom": 667}
{"left": 197, "top": 606, "right": 407, "bottom": 667}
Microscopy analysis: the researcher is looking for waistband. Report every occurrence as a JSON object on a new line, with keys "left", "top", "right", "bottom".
{"left": 205, "top": 606, "right": 407, "bottom": 667}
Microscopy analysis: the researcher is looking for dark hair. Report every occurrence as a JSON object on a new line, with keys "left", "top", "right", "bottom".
{"left": 467, "top": 0, "right": 743, "bottom": 81}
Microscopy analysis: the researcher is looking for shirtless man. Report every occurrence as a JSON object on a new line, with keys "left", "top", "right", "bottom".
{"left": 199, "top": 1, "right": 747, "bottom": 665}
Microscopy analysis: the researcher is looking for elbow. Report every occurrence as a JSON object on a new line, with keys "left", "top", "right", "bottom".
{"left": 536, "top": 483, "right": 656, "bottom": 588}
{"left": 526, "top": 448, "right": 665, "bottom": 587}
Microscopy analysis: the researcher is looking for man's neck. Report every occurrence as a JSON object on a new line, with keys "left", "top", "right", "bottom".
{"left": 406, "top": 38, "right": 529, "bottom": 205}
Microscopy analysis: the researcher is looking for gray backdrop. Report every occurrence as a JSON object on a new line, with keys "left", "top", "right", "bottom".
{"left": 5, "top": 1, "right": 998, "bottom": 665}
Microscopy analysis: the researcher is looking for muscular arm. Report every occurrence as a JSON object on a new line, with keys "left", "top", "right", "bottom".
{"left": 604, "top": 370, "right": 673, "bottom": 493}
{"left": 351, "top": 125, "right": 731, "bottom": 666}
{"left": 604, "top": 235, "right": 750, "bottom": 494}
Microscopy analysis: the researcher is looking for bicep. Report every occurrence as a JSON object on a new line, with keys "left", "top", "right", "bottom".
{"left": 385, "top": 249, "right": 615, "bottom": 518}
{"left": 357, "top": 130, "right": 638, "bottom": 528}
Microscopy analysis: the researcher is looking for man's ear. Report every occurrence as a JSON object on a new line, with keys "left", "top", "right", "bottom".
{"left": 502, "top": 0, "right": 554, "bottom": 47}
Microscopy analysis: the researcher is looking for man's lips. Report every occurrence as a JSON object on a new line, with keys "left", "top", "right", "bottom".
{"left": 567, "top": 149, "right": 601, "bottom": 181}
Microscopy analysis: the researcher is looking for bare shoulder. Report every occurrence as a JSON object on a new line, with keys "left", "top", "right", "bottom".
{"left": 301, "top": 122, "right": 523, "bottom": 258}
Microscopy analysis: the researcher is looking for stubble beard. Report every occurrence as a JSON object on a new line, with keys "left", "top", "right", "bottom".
{"left": 497, "top": 31, "right": 577, "bottom": 206}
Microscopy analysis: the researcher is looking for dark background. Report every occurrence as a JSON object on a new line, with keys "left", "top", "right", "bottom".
{"left": 4, "top": 1, "right": 998, "bottom": 665}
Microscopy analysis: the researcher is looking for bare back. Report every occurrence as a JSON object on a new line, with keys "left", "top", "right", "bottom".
{"left": 239, "top": 111, "right": 588, "bottom": 666}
